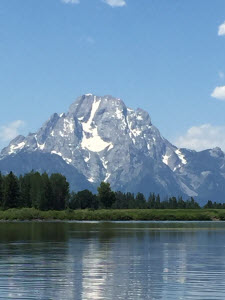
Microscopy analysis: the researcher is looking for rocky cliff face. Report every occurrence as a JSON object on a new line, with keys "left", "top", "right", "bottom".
{"left": 1, "top": 94, "right": 225, "bottom": 203}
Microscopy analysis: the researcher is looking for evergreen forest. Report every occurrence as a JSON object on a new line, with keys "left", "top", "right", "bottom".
{"left": 0, "top": 171, "right": 223, "bottom": 211}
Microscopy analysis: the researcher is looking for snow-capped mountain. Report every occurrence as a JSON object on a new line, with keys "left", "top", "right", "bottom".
{"left": 1, "top": 94, "right": 225, "bottom": 203}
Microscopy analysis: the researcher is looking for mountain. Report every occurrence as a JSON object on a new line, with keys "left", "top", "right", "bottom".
{"left": 1, "top": 94, "right": 225, "bottom": 203}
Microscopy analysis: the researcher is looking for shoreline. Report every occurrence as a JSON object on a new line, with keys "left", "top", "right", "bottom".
{"left": 0, "top": 208, "right": 225, "bottom": 221}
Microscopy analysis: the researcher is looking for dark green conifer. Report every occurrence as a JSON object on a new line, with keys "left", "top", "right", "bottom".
{"left": 97, "top": 182, "right": 115, "bottom": 209}
{"left": 3, "top": 171, "right": 20, "bottom": 208}
{"left": 30, "top": 172, "right": 43, "bottom": 209}
{"left": 39, "top": 173, "right": 53, "bottom": 210}
{"left": 0, "top": 172, "right": 3, "bottom": 207}
{"left": 19, "top": 174, "right": 32, "bottom": 207}
{"left": 50, "top": 173, "right": 69, "bottom": 210}
{"left": 135, "top": 192, "right": 146, "bottom": 208}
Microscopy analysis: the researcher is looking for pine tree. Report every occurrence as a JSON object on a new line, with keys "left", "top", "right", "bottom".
{"left": 177, "top": 196, "right": 185, "bottom": 209}
{"left": 155, "top": 194, "right": 161, "bottom": 209}
{"left": 204, "top": 200, "right": 213, "bottom": 209}
{"left": 97, "top": 182, "right": 115, "bottom": 209}
{"left": 114, "top": 191, "right": 127, "bottom": 209}
{"left": 69, "top": 192, "right": 80, "bottom": 209}
{"left": 72, "top": 189, "right": 98, "bottom": 210}
{"left": 3, "top": 171, "right": 20, "bottom": 208}
{"left": 147, "top": 193, "right": 156, "bottom": 208}
{"left": 135, "top": 193, "right": 146, "bottom": 208}
{"left": 0, "top": 172, "right": 3, "bottom": 207}
{"left": 168, "top": 197, "right": 178, "bottom": 209}
{"left": 30, "top": 172, "right": 43, "bottom": 209}
{"left": 50, "top": 173, "right": 69, "bottom": 210}
{"left": 39, "top": 173, "right": 53, "bottom": 210}
{"left": 19, "top": 174, "right": 32, "bottom": 207}
{"left": 126, "top": 193, "right": 135, "bottom": 209}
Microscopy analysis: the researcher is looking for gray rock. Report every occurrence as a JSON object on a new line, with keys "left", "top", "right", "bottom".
{"left": 1, "top": 94, "right": 225, "bottom": 203}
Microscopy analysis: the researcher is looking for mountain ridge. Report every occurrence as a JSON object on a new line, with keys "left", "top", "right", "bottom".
{"left": 1, "top": 94, "right": 225, "bottom": 204}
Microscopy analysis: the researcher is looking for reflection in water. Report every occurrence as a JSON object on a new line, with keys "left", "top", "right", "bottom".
{"left": 0, "top": 222, "right": 225, "bottom": 299}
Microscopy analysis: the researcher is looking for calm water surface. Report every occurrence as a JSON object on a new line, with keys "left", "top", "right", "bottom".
{"left": 0, "top": 221, "right": 225, "bottom": 299}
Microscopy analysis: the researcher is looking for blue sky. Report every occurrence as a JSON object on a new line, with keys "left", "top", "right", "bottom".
{"left": 0, "top": 0, "right": 225, "bottom": 151}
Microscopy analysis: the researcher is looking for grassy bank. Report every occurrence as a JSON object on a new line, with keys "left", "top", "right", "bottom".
{"left": 0, "top": 208, "right": 225, "bottom": 221}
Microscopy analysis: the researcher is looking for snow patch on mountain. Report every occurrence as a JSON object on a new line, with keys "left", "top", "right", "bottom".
{"left": 81, "top": 130, "right": 113, "bottom": 152}
{"left": 80, "top": 97, "right": 113, "bottom": 152}
{"left": 162, "top": 154, "right": 170, "bottom": 166}
{"left": 63, "top": 118, "right": 74, "bottom": 134}
{"left": 104, "top": 172, "right": 111, "bottom": 182}
{"left": 81, "top": 96, "right": 100, "bottom": 133}
{"left": 84, "top": 153, "right": 91, "bottom": 163}
{"left": 9, "top": 142, "right": 25, "bottom": 154}
{"left": 51, "top": 150, "right": 63, "bottom": 157}
{"left": 88, "top": 177, "right": 95, "bottom": 183}
{"left": 2, "top": 94, "right": 225, "bottom": 202}
{"left": 51, "top": 150, "right": 72, "bottom": 164}
{"left": 175, "top": 149, "right": 187, "bottom": 165}
{"left": 37, "top": 142, "right": 45, "bottom": 150}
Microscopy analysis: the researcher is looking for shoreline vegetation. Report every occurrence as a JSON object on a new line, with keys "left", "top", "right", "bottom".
{"left": 1, "top": 171, "right": 225, "bottom": 221}
{"left": 1, "top": 208, "right": 225, "bottom": 221}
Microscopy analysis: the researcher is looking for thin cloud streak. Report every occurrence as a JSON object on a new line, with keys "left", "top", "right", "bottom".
{"left": 61, "top": 0, "right": 80, "bottom": 4}
{"left": 61, "top": 0, "right": 126, "bottom": 7}
{"left": 103, "top": 0, "right": 126, "bottom": 7}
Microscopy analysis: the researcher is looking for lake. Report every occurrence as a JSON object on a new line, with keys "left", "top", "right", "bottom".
{"left": 0, "top": 221, "right": 225, "bottom": 299}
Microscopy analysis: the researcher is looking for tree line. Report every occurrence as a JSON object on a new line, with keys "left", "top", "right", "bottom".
{"left": 203, "top": 200, "right": 225, "bottom": 209}
{"left": 0, "top": 171, "right": 224, "bottom": 210}
{"left": 0, "top": 171, "right": 69, "bottom": 210}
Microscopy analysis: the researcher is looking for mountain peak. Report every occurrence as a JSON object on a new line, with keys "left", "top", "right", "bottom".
{"left": 1, "top": 94, "right": 225, "bottom": 203}
{"left": 210, "top": 147, "right": 224, "bottom": 158}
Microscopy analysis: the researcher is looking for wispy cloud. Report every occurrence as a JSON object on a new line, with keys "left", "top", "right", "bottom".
{"left": 61, "top": 0, "right": 80, "bottom": 4}
{"left": 218, "top": 71, "right": 225, "bottom": 80}
{"left": 218, "top": 21, "right": 225, "bottom": 36}
{"left": 0, "top": 120, "right": 26, "bottom": 143}
{"left": 103, "top": 0, "right": 126, "bottom": 7}
{"left": 175, "top": 124, "right": 225, "bottom": 151}
{"left": 85, "top": 36, "right": 95, "bottom": 44}
{"left": 61, "top": 0, "right": 126, "bottom": 6}
{"left": 79, "top": 36, "right": 95, "bottom": 46}
{"left": 211, "top": 86, "right": 225, "bottom": 100}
